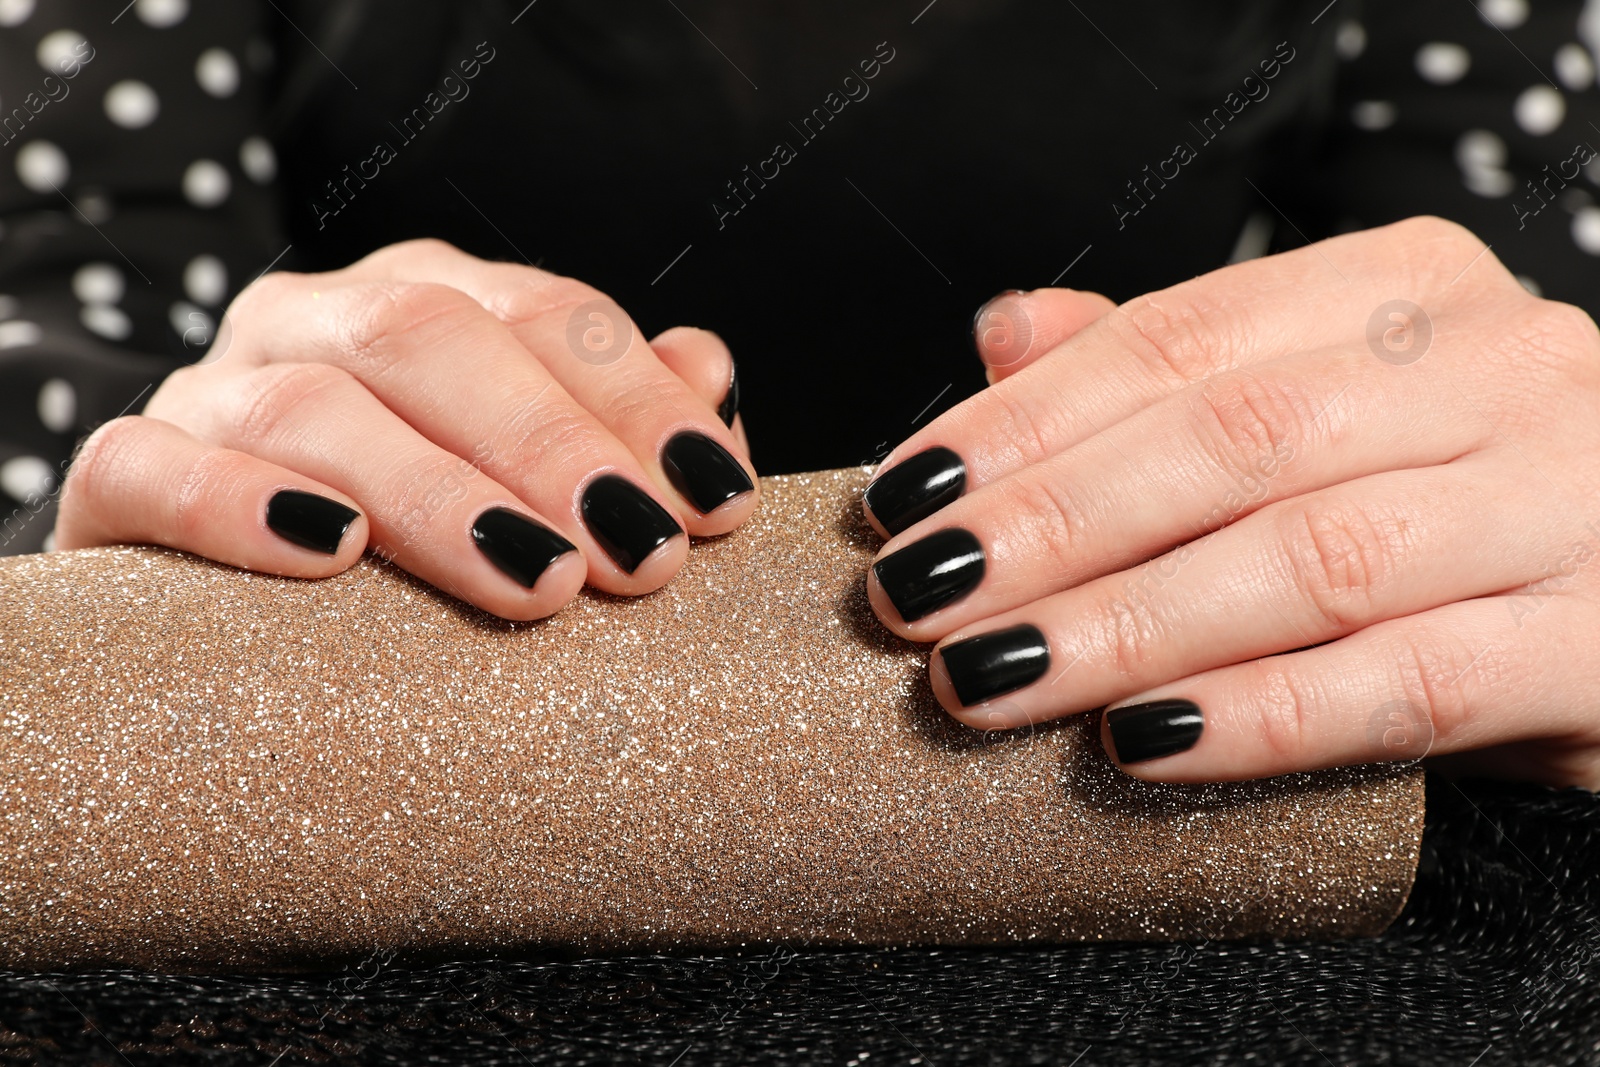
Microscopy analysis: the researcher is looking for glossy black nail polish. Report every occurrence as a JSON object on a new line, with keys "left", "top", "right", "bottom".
{"left": 265, "top": 490, "right": 359, "bottom": 555}
{"left": 661, "top": 431, "right": 754, "bottom": 515}
{"left": 872, "top": 528, "right": 985, "bottom": 623}
{"left": 717, "top": 360, "right": 740, "bottom": 427}
{"left": 470, "top": 507, "right": 576, "bottom": 588}
{"left": 863, "top": 446, "right": 967, "bottom": 536}
{"left": 1106, "top": 699, "right": 1204, "bottom": 764}
{"left": 939, "top": 624, "right": 1050, "bottom": 707}
{"left": 580, "top": 474, "right": 683, "bottom": 574}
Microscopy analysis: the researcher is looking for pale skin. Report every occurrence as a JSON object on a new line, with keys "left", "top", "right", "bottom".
{"left": 57, "top": 218, "right": 1600, "bottom": 789}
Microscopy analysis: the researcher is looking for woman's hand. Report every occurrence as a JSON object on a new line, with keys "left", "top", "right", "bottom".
{"left": 864, "top": 216, "right": 1600, "bottom": 789}
{"left": 55, "top": 239, "right": 755, "bottom": 621}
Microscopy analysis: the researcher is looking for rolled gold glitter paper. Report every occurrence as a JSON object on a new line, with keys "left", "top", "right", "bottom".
{"left": 0, "top": 468, "right": 1423, "bottom": 973}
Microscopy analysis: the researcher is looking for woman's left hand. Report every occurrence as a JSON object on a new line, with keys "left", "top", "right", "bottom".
{"left": 863, "top": 216, "right": 1600, "bottom": 789}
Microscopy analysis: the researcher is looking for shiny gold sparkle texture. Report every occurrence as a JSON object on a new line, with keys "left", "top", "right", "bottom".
{"left": 0, "top": 469, "right": 1423, "bottom": 973}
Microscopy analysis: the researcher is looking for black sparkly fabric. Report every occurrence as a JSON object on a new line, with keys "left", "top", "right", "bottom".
{"left": 1, "top": 774, "right": 1595, "bottom": 1066}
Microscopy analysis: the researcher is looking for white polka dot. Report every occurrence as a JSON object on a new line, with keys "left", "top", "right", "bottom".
{"left": 195, "top": 47, "right": 239, "bottom": 98}
{"left": 0, "top": 0, "right": 34, "bottom": 27}
{"left": 1517, "top": 275, "right": 1544, "bottom": 297}
{"left": 80, "top": 303, "right": 132, "bottom": 341}
{"left": 36, "top": 378, "right": 75, "bottom": 433}
{"left": 103, "top": 80, "right": 159, "bottom": 129}
{"left": 72, "top": 263, "right": 124, "bottom": 305}
{"left": 1514, "top": 85, "right": 1566, "bottom": 135}
{"left": 40, "top": 531, "right": 55, "bottom": 552}
{"left": 1456, "top": 129, "right": 1506, "bottom": 170}
{"left": 75, "top": 189, "right": 112, "bottom": 224}
{"left": 14, "top": 141, "right": 67, "bottom": 193}
{"left": 0, "top": 320, "right": 41, "bottom": 349}
{"left": 239, "top": 136, "right": 276, "bottom": 183}
{"left": 1463, "top": 168, "right": 1515, "bottom": 197}
{"left": 1416, "top": 42, "right": 1471, "bottom": 84}
{"left": 1479, "top": 0, "right": 1529, "bottom": 29}
{"left": 0, "top": 295, "right": 16, "bottom": 319}
{"left": 181, "top": 160, "right": 230, "bottom": 207}
{"left": 183, "top": 255, "right": 227, "bottom": 305}
{"left": 35, "top": 29, "right": 87, "bottom": 74}
{"left": 135, "top": 0, "right": 187, "bottom": 27}
{"left": 1351, "top": 100, "right": 1397, "bottom": 130}
{"left": 1573, "top": 207, "right": 1600, "bottom": 254}
{"left": 1336, "top": 21, "right": 1366, "bottom": 60}
{"left": 169, "top": 301, "right": 213, "bottom": 344}
{"left": 1555, "top": 43, "right": 1595, "bottom": 90}
{"left": 0, "top": 456, "right": 53, "bottom": 504}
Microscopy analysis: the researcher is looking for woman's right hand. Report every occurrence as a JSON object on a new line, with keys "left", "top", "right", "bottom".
{"left": 53, "top": 239, "right": 757, "bottom": 620}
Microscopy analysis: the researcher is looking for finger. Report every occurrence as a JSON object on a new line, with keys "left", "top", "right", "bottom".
{"left": 218, "top": 274, "right": 693, "bottom": 590}
{"left": 924, "top": 457, "right": 1565, "bottom": 730}
{"left": 867, "top": 344, "right": 1491, "bottom": 638}
{"left": 650, "top": 326, "right": 743, "bottom": 441}
{"left": 863, "top": 217, "right": 1515, "bottom": 536}
{"left": 55, "top": 415, "right": 367, "bottom": 577}
{"left": 1093, "top": 591, "right": 1597, "bottom": 782}
{"left": 346, "top": 242, "right": 758, "bottom": 531}
{"left": 159, "top": 362, "right": 589, "bottom": 621}
{"left": 972, "top": 288, "right": 1116, "bottom": 384}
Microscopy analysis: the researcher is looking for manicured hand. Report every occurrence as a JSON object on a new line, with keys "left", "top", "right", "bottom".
{"left": 56, "top": 239, "right": 755, "bottom": 620}
{"left": 864, "top": 217, "right": 1600, "bottom": 789}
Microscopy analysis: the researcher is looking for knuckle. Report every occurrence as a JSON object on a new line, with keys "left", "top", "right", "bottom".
{"left": 170, "top": 447, "right": 253, "bottom": 544}
{"left": 371, "top": 237, "right": 464, "bottom": 265}
{"left": 1097, "top": 590, "right": 1164, "bottom": 680}
{"left": 1393, "top": 634, "right": 1479, "bottom": 746}
{"left": 227, "top": 268, "right": 302, "bottom": 319}
{"left": 1247, "top": 659, "right": 1318, "bottom": 765}
{"left": 1108, "top": 290, "right": 1237, "bottom": 385}
{"left": 1279, "top": 498, "right": 1403, "bottom": 632}
{"left": 231, "top": 362, "right": 355, "bottom": 447}
{"left": 1394, "top": 215, "right": 1482, "bottom": 258}
{"left": 490, "top": 274, "right": 602, "bottom": 331}
{"left": 1004, "top": 472, "right": 1088, "bottom": 579}
{"left": 65, "top": 415, "right": 151, "bottom": 503}
{"left": 986, "top": 386, "right": 1060, "bottom": 466}
{"left": 1194, "top": 372, "right": 1316, "bottom": 480}
{"left": 498, "top": 391, "right": 606, "bottom": 473}
{"left": 339, "top": 281, "right": 483, "bottom": 367}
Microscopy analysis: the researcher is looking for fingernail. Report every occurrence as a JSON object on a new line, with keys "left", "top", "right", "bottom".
{"left": 1106, "top": 699, "right": 1204, "bottom": 764}
{"left": 863, "top": 446, "right": 966, "bottom": 536}
{"left": 716, "top": 359, "right": 740, "bottom": 427}
{"left": 872, "top": 528, "right": 985, "bottom": 623}
{"left": 580, "top": 474, "right": 683, "bottom": 574}
{"left": 470, "top": 507, "right": 576, "bottom": 588}
{"left": 266, "top": 489, "right": 359, "bottom": 555}
{"left": 971, "top": 289, "right": 1026, "bottom": 358}
{"left": 938, "top": 624, "right": 1050, "bottom": 706}
{"left": 662, "top": 431, "right": 754, "bottom": 515}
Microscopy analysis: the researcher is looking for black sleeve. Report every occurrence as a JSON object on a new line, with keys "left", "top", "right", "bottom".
{"left": 0, "top": 0, "right": 284, "bottom": 555}
{"left": 1274, "top": 0, "right": 1600, "bottom": 316}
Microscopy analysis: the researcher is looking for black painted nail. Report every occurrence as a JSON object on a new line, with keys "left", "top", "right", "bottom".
{"left": 872, "top": 528, "right": 985, "bottom": 623}
{"left": 939, "top": 624, "right": 1050, "bottom": 707}
{"left": 266, "top": 489, "right": 359, "bottom": 555}
{"left": 1106, "top": 699, "right": 1204, "bottom": 764}
{"left": 662, "top": 431, "right": 754, "bottom": 515}
{"left": 971, "top": 289, "right": 1025, "bottom": 357}
{"left": 580, "top": 474, "right": 683, "bottom": 574}
{"left": 716, "top": 360, "right": 740, "bottom": 427}
{"left": 471, "top": 507, "right": 576, "bottom": 588}
{"left": 863, "top": 446, "right": 967, "bottom": 536}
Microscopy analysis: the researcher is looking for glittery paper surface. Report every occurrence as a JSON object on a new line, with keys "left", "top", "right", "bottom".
{"left": 0, "top": 468, "right": 1423, "bottom": 973}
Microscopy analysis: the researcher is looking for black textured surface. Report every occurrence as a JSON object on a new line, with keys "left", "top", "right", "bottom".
{"left": 1, "top": 775, "right": 1596, "bottom": 1066}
